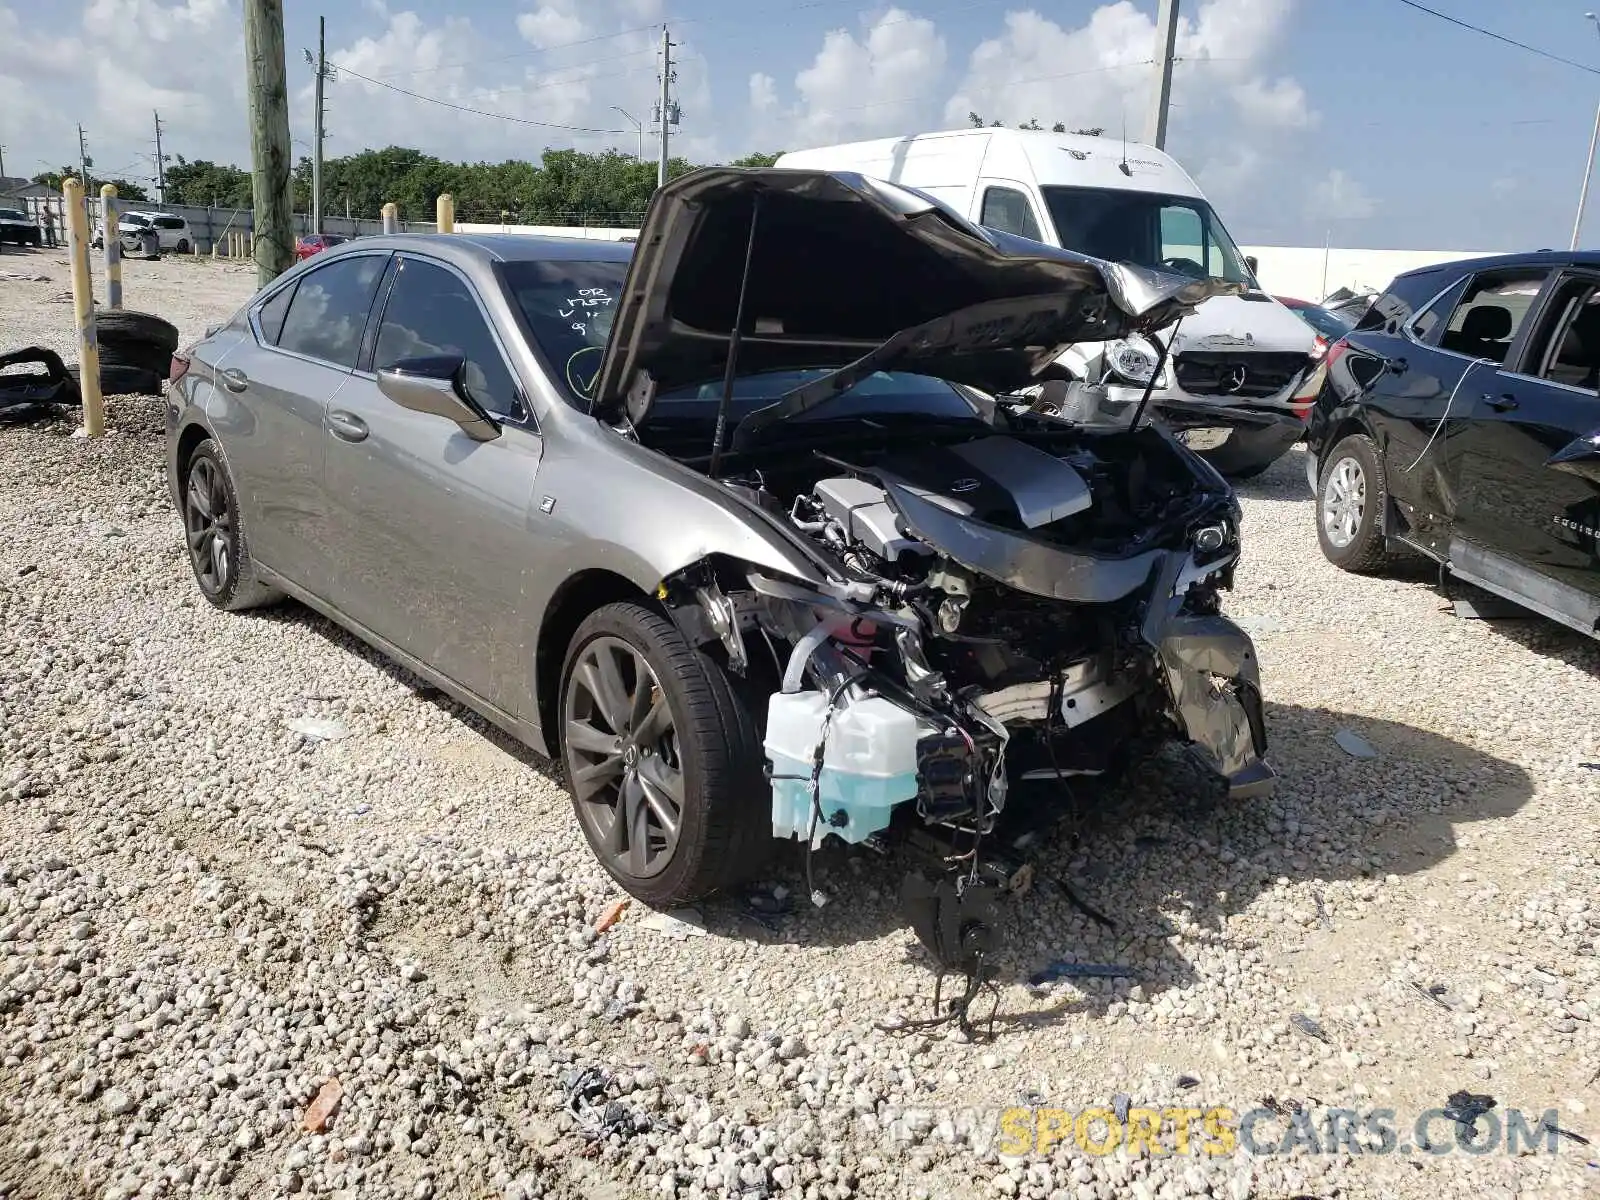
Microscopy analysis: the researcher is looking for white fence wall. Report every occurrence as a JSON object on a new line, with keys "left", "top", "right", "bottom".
{"left": 1239, "top": 245, "right": 1504, "bottom": 304}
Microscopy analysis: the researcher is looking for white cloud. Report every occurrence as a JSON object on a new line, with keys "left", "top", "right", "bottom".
{"left": 1305, "top": 168, "right": 1377, "bottom": 223}
{"left": 516, "top": 4, "right": 585, "bottom": 50}
{"left": 787, "top": 9, "right": 947, "bottom": 145}
{"left": 749, "top": 73, "right": 778, "bottom": 113}
{"left": 1230, "top": 76, "right": 1311, "bottom": 130}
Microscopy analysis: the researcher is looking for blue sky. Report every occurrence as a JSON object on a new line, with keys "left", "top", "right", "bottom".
{"left": 3, "top": 0, "right": 1600, "bottom": 251}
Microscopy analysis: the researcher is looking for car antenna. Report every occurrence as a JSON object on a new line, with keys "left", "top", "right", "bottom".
{"left": 708, "top": 190, "right": 763, "bottom": 478}
{"left": 1118, "top": 111, "right": 1132, "bottom": 176}
{"left": 1128, "top": 318, "right": 1182, "bottom": 430}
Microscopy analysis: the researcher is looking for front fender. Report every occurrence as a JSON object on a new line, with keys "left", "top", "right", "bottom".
{"left": 531, "top": 427, "right": 831, "bottom": 599}
{"left": 1156, "top": 612, "right": 1274, "bottom": 800}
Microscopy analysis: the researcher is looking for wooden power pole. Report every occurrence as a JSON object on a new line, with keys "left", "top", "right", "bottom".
{"left": 244, "top": 0, "right": 295, "bottom": 284}
{"left": 1146, "top": 0, "right": 1180, "bottom": 150}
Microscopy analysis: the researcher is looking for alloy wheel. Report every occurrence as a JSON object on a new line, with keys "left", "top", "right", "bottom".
{"left": 563, "top": 635, "right": 684, "bottom": 880}
{"left": 183, "top": 455, "right": 233, "bottom": 596}
{"left": 1322, "top": 455, "right": 1366, "bottom": 549}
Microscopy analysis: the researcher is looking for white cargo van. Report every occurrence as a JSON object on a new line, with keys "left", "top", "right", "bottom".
{"left": 776, "top": 129, "right": 1318, "bottom": 477}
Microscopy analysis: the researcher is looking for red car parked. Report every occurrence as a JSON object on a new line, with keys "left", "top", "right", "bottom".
{"left": 295, "top": 233, "right": 350, "bottom": 261}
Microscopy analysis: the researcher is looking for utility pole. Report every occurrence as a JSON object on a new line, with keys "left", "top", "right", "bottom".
{"left": 612, "top": 107, "right": 643, "bottom": 162}
{"left": 656, "top": 25, "right": 674, "bottom": 188}
{"left": 77, "top": 125, "right": 90, "bottom": 188}
{"left": 1146, "top": 0, "right": 1180, "bottom": 149}
{"left": 307, "top": 15, "right": 330, "bottom": 233}
{"left": 153, "top": 111, "right": 167, "bottom": 204}
{"left": 244, "top": 0, "right": 295, "bottom": 284}
{"left": 0, "top": 145, "right": 7, "bottom": 180}
{"left": 1570, "top": 12, "right": 1600, "bottom": 249}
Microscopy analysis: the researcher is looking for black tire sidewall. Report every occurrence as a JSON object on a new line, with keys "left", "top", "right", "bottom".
{"left": 184, "top": 441, "right": 246, "bottom": 609}
{"left": 559, "top": 601, "right": 755, "bottom": 906}
{"left": 1316, "top": 434, "right": 1386, "bottom": 568}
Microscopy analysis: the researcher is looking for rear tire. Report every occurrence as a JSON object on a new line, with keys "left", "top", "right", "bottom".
{"left": 181, "top": 439, "right": 283, "bottom": 612}
{"left": 1316, "top": 433, "right": 1394, "bottom": 573}
{"left": 175, "top": 238, "right": 190, "bottom": 255}
{"left": 560, "top": 601, "right": 770, "bottom": 906}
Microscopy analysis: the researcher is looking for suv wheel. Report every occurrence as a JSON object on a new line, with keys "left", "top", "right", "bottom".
{"left": 560, "top": 601, "right": 769, "bottom": 906}
{"left": 175, "top": 238, "right": 190, "bottom": 254}
{"left": 1316, "top": 433, "right": 1393, "bottom": 572}
{"left": 182, "top": 440, "right": 283, "bottom": 611}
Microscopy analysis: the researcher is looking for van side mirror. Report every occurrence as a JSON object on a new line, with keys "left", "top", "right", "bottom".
{"left": 377, "top": 355, "right": 501, "bottom": 442}
{"left": 1245, "top": 255, "right": 1259, "bottom": 275}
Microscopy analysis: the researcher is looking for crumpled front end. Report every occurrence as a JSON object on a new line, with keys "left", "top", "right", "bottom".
{"left": 655, "top": 418, "right": 1274, "bottom": 861}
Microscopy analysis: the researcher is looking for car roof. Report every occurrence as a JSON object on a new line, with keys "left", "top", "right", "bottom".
{"left": 1392, "top": 249, "right": 1600, "bottom": 282}
{"left": 316, "top": 232, "right": 634, "bottom": 264}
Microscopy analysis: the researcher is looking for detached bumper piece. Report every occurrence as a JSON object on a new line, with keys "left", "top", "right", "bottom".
{"left": 1157, "top": 613, "right": 1274, "bottom": 800}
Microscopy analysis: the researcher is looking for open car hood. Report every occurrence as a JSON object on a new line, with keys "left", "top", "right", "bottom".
{"left": 589, "top": 167, "right": 1244, "bottom": 426}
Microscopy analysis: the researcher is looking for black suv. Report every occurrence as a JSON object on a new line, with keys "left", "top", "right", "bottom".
{"left": 1305, "top": 251, "right": 1600, "bottom": 640}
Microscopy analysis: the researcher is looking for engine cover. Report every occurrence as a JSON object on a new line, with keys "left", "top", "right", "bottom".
{"left": 875, "top": 436, "right": 1093, "bottom": 530}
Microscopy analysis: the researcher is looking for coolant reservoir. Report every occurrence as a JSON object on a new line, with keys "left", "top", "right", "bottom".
{"left": 765, "top": 690, "right": 927, "bottom": 847}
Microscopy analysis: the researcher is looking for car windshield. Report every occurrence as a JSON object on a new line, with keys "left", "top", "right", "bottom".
{"left": 1289, "top": 302, "right": 1355, "bottom": 341}
{"left": 1040, "top": 186, "right": 1254, "bottom": 285}
{"left": 0, "top": 209, "right": 26, "bottom": 220}
{"left": 500, "top": 256, "right": 984, "bottom": 426}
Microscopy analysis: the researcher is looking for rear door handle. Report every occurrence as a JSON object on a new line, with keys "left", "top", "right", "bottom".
{"left": 1483, "top": 393, "right": 1520, "bottom": 412}
{"left": 327, "top": 410, "right": 369, "bottom": 443}
{"left": 219, "top": 367, "right": 248, "bottom": 393}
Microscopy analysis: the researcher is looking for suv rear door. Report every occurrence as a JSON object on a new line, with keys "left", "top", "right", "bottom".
{"left": 1451, "top": 268, "right": 1600, "bottom": 629}
{"left": 1338, "top": 264, "right": 1548, "bottom": 555}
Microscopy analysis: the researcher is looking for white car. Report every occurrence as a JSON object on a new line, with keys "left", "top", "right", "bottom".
{"left": 118, "top": 211, "right": 192, "bottom": 253}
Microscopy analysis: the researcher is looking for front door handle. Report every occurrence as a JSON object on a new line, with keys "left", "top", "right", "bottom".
{"left": 327, "top": 410, "right": 369, "bottom": 442}
{"left": 218, "top": 367, "right": 248, "bottom": 393}
{"left": 1484, "top": 392, "right": 1520, "bottom": 412}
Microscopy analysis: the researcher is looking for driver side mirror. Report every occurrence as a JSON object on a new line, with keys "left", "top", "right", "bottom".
{"left": 1245, "top": 254, "right": 1259, "bottom": 275}
{"left": 377, "top": 355, "right": 501, "bottom": 442}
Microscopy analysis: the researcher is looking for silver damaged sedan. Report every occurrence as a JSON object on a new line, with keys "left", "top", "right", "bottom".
{"left": 166, "top": 167, "right": 1273, "bottom": 907}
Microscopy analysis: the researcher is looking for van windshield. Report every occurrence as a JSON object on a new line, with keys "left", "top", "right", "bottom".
{"left": 1040, "top": 186, "right": 1254, "bottom": 286}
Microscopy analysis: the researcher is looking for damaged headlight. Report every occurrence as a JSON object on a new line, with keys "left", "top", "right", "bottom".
{"left": 1105, "top": 337, "right": 1164, "bottom": 386}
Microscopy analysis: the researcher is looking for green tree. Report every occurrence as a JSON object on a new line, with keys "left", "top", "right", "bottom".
{"left": 729, "top": 151, "right": 784, "bottom": 168}
{"left": 164, "top": 158, "right": 252, "bottom": 208}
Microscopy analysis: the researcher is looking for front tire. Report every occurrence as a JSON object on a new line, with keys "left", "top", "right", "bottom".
{"left": 181, "top": 439, "right": 283, "bottom": 611}
{"left": 1316, "top": 433, "right": 1394, "bottom": 572}
{"left": 560, "top": 601, "right": 769, "bottom": 906}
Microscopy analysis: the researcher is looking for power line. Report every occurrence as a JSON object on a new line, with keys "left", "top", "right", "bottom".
{"left": 332, "top": 63, "right": 630, "bottom": 133}
{"left": 1391, "top": 0, "right": 1600, "bottom": 77}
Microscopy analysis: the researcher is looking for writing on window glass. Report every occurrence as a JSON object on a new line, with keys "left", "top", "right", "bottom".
{"left": 560, "top": 288, "right": 614, "bottom": 339}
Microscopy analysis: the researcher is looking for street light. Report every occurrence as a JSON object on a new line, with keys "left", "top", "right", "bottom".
{"left": 1570, "top": 12, "right": 1600, "bottom": 249}
{"left": 611, "top": 106, "right": 643, "bottom": 162}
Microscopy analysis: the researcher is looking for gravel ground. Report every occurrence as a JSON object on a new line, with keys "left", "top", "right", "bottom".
{"left": 2, "top": 249, "right": 1599, "bottom": 1200}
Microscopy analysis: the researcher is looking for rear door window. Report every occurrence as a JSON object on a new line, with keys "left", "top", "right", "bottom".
{"left": 1435, "top": 270, "right": 1548, "bottom": 364}
{"left": 1522, "top": 274, "right": 1600, "bottom": 390}
{"left": 276, "top": 254, "right": 388, "bottom": 369}
{"left": 978, "top": 187, "right": 1042, "bottom": 241}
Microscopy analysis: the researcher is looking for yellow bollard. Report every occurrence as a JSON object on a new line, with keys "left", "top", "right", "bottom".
{"left": 100, "top": 184, "right": 122, "bottom": 310}
{"left": 381, "top": 202, "right": 398, "bottom": 235}
{"left": 63, "top": 179, "right": 104, "bottom": 438}
{"left": 436, "top": 193, "right": 455, "bottom": 234}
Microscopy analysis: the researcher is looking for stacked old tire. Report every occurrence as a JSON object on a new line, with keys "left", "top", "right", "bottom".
{"left": 69, "top": 310, "right": 180, "bottom": 397}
